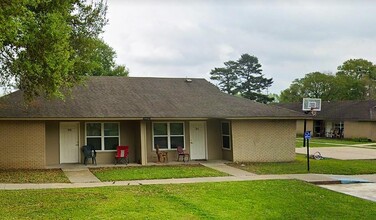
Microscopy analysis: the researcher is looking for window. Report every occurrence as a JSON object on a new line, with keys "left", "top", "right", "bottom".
{"left": 86, "top": 122, "right": 119, "bottom": 151}
{"left": 153, "top": 122, "right": 184, "bottom": 150}
{"left": 221, "top": 122, "right": 231, "bottom": 150}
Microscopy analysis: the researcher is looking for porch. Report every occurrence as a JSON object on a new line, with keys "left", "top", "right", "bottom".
{"left": 47, "top": 119, "right": 233, "bottom": 168}
{"left": 0, "top": 119, "right": 297, "bottom": 169}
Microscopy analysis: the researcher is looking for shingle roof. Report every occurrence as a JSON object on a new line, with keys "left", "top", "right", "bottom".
{"left": 0, "top": 77, "right": 305, "bottom": 119}
{"left": 276, "top": 100, "right": 376, "bottom": 121}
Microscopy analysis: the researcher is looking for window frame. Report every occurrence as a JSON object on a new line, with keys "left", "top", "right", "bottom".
{"left": 221, "top": 121, "right": 232, "bottom": 150}
{"left": 152, "top": 122, "right": 185, "bottom": 151}
{"left": 85, "top": 122, "right": 120, "bottom": 151}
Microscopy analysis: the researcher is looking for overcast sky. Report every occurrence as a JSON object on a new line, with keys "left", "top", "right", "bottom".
{"left": 102, "top": 0, "right": 376, "bottom": 94}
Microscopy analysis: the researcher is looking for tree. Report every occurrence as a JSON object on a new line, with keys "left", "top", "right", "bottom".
{"left": 209, "top": 61, "right": 238, "bottom": 95}
{"left": 331, "top": 74, "right": 366, "bottom": 100}
{"left": 236, "top": 54, "right": 273, "bottom": 103}
{"left": 279, "top": 83, "right": 302, "bottom": 103}
{"left": 280, "top": 72, "right": 333, "bottom": 102}
{"left": 0, "top": 0, "right": 126, "bottom": 101}
{"left": 268, "top": 93, "right": 280, "bottom": 103}
{"left": 210, "top": 53, "right": 273, "bottom": 103}
{"left": 337, "top": 58, "right": 376, "bottom": 79}
{"left": 279, "top": 72, "right": 365, "bottom": 103}
{"left": 89, "top": 39, "right": 128, "bottom": 76}
{"left": 337, "top": 58, "right": 376, "bottom": 99}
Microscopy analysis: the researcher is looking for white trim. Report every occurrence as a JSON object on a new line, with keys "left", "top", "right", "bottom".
{"left": 221, "top": 121, "right": 232, "bottom": 150}
{"left": 152, "top": 122, "right": 185, "bottom": 150}
{"left": 85, "top": 122, "right": 120, "bottom": 151}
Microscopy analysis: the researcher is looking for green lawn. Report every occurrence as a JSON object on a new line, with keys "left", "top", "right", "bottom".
{"left": 0, "top": 169, "right": 70, "bottom": 183}
{"left": 0, "top": 180, "right": 375, "bottom": 219}
{"left": 296, "top": 137, "right": 372, "bottom": 148}
{"left": 90, "top": 164, "right": 229, "bottom": 181}
{"left": 230, "top": 154, "right": 376, "bottom": 175}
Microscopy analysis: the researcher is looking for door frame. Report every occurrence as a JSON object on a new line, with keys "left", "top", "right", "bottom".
{"left": 189, "top": 121, "right": 208, "bottom": 160}
{"left": 59, "top": 122, "right": 80, "bottom": 163}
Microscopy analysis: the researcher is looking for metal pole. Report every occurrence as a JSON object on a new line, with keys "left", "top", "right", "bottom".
{"left": 303, "top": 119, "right": 307, "bottom": 147}
{"left": 307, "top": 137, "right": 310, "bottom": 172}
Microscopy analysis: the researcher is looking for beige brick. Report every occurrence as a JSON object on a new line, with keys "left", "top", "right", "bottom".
{"left": 232, "top": 120, "right": 295, "bottom": 162}
{"left": 0, "top": 121, "right": 45, "bottom": 169}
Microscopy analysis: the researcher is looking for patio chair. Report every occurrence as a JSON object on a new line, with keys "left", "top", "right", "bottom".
{"left": 155, "top": 144, "right": 168, "bottom": 163}
{"left": 115, "top": 146, "right": 129, "bottom": 165}
{"left": 82, "top": 145, "right": 97, "bottom": 165}
{"left": 333, "top": 129, "right": 340, "bottom": 139}
{"left": 177, "top": 146, "right": 189, "bottom": 162}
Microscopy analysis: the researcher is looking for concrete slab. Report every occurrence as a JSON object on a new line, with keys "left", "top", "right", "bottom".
{"left": 326, "top": 174, "right": 376, "bottom": 183}
{"left": 352, "top": 174, "right": 376, "bottom": 183}
{"left": 287, "top": 174, "right": 339, "bottom": 184}
{"left": 296, "top": 147, "right": 376, "bottom": 160}
{"left": 62, "top": 168, "right": 100, "bottom": 183}
{"left": 201, "top": 162, "right": 257, "bottom": 177}
{"left": 319, "top": 183, "right": 376, "bottom": 202}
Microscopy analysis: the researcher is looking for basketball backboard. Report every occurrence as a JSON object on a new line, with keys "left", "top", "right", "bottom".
{"left": 302, "top": 98, "right": 321, "bottom": 111}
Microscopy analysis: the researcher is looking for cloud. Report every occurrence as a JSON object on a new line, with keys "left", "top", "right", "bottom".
{"left": 103, "top": 0, "right": 376, "bottom": 93}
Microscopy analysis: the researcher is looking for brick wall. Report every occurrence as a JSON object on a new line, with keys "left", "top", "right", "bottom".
{"left": 0, "top": 121, "right": 45, "bottom": 169}
{"left": 232, "top": 120, "right": 296, "bottom": 162}
{"left": 344, "top": 121, "right": 376, "bottom": 141}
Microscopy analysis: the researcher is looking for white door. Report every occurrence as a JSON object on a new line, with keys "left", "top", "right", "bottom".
{"left": 60, "top": 122, "right": 80, "bottom": 163}
{"left": 190, "top": 121, "right": 207, "bottom": 160}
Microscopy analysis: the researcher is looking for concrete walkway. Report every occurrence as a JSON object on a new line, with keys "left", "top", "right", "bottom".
{"left": 62, "top": 167, "right": 100, "bottom": 183}
{"left": 201, "top": 162, "right": 257, "bottom": 177}
{"left": 296, "top": 146, "right": 376, "bottom": 160}
{"left": 1, "top": 163, "right": 376, "bottom": 202}
{"left": 320, "top": 183, "right": 376, "bottom": 202}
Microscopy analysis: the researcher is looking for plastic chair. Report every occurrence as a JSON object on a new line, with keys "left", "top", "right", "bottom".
{"left": 115, "top": 146, "right": 129, "bottom": 165}
{"left": 177, "top": 146, "right": 189, "bottom": 162}
{"left": 82, "top": 145, "right": 97, "bottom": 165}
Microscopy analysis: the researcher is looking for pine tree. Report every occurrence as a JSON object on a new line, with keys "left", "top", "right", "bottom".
{"left": 210, "top": 54, "right": 274, "bottom": 103}
{"left": 236, "top": 54, "right": 273, "bottom": 103}
{"left": 209, "top": 61, "right": 239, "bottom": 95}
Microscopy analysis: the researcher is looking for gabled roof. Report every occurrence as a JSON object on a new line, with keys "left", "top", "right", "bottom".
{"left": 0, "top": 77, "right": 305, "bottom": 119}
{"left": 276, "top": 100, "right": 376, "bottom": 121}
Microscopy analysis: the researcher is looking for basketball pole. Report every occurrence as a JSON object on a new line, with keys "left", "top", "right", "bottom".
{"left": 302, "top": 98, "right": 321, "bottom": 172}
{"left": 303, "top": 119, "right": 306, "bottom": 148}
{"left": 303, "top": 119, "right": 310, "bottom": 172}
{"left": 306, "top": 130, "right": 310, "bottom": 172}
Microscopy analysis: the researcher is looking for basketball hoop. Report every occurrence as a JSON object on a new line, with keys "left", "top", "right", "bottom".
{"left": 302, "top": 98, "right": 321, "bottom": 117}
{"left": 301, "top": 98, "right": 322, "bottom": 172}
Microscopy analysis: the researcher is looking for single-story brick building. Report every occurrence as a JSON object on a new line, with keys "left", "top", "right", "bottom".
{"left": 0, "top": 77, "right": 305, "bottom": 169}
{"left": 277, "top": 100, "right": 376, "bottom": 140}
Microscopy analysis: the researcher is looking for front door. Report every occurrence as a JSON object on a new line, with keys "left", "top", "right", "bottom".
{"left": 60, "top": 122, "right": 80, "bottom": 163}
{"left": 189, "top": 121, "right": 207, "bottom": 160}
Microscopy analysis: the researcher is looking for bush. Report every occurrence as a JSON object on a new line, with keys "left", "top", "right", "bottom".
{"left": 350, "top": 137, "right": 371, "bottom": 142}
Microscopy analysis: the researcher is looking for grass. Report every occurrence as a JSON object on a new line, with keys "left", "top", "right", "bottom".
{"left": 90, "top": 164, "right": 229, "bottom": 181}
{"left": 296, "top": 137, "right": 373, "bottom": 148}
{"left": 229, "top": 154, "right": 376, "bottom": 175}
{"left": 0, "top": 180, "right": 375, "bottom": 219}
{"left": 0, "top": 169, "right": 70, "bottom": 183}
